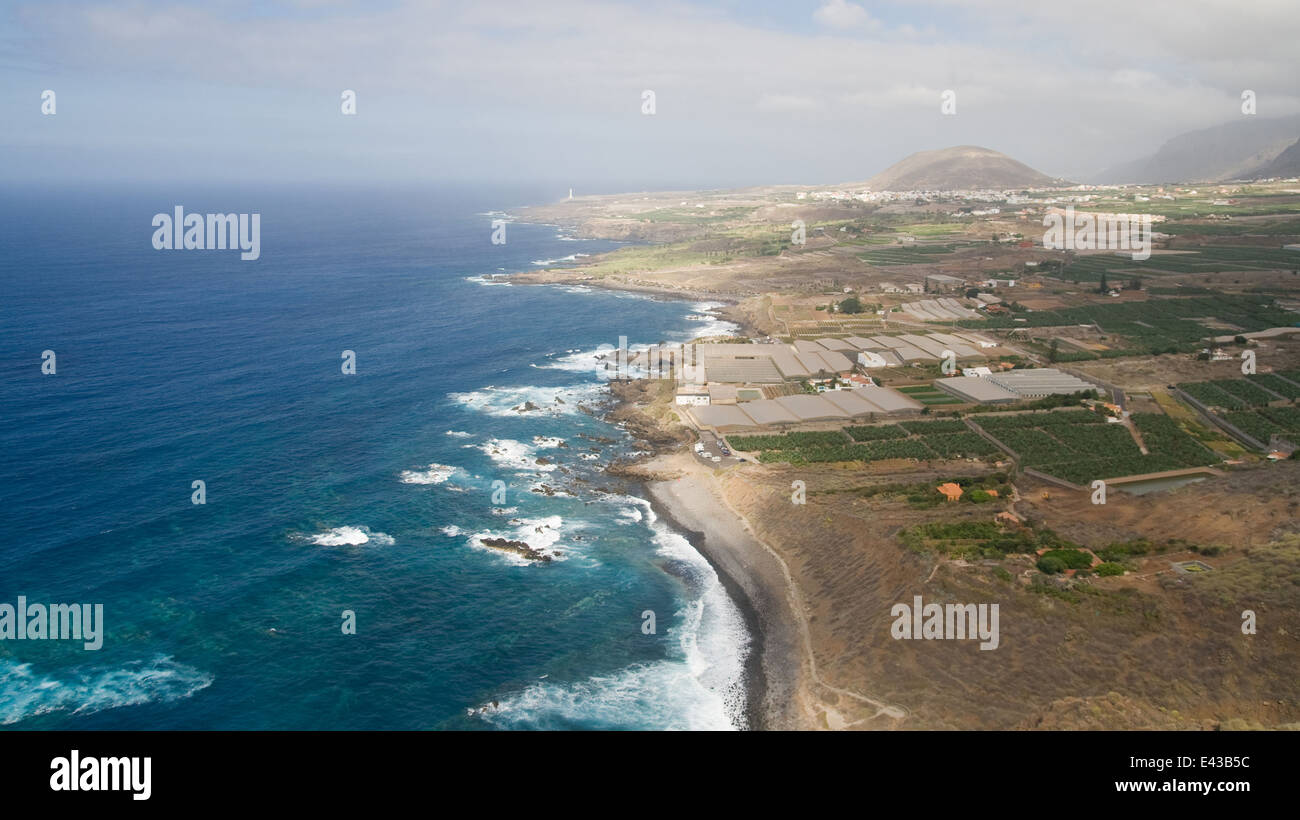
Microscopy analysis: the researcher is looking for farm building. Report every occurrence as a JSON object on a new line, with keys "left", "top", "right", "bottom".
{"left": 925, "top": 274, "right": 966, "bottom": 292}
{"left": 985, "top": 368, "right": 1100, "bottom": 398}
{"left": 934, "top": 376, "right": 1020, "bottom": 404}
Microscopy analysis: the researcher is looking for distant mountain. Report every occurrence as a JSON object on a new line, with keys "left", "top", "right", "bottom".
{"left": 1093, "top": 114, "right": 1300, "bottom": 184}
{"left": 1244, "top": 137, "right": 1300, "bottom": 179}
{"left": 865, "top": 145, "right": 1064, "bottom": 191}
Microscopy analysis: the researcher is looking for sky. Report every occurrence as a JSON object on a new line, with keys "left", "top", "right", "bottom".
{"left": 1, "top": 0, "right": 1298, "bottom": 190}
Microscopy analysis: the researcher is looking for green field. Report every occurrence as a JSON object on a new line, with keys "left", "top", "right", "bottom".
{"left": 730, "top": 422, "right": 998, "bottom": 464}
{"left": 1222, "top": 406, "right": 1300, "bottom": 445}
{"left": 971, "top": 410, "right": 1218, "bottom": 484}
{"left": 1177, "top": 378, "right": 1283, "bottom": 409}
{"left": 1175, "top": 376, "right": 1300, "bottom": 447}
{"left": 1050, "top": 246, "right": 1300, "bottom": 284}
{"left": 966, "top": 294, "right": 1296, "bottom": 356}
{"left": 897, "top": 383, "right": 965, "bottom": 405}
{"left": 859, "top": 244, "right": 962, "bottom": 266}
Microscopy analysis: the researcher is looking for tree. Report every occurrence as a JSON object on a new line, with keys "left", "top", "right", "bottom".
{"left": 838, "top": 296, "right": 864, "bottom": 314}
{"left": 965, "top": 287, "right": 981, "bottom": 298}
{"left": 1098, "top": 271, "right": 1109, "bottom": 294}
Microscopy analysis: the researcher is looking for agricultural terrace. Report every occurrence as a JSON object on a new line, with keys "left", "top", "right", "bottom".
{"left": 964, "top": 294, "right": 1295, "bottom": 356}
{"left": 726, "top": 421, "right": 1000, "bottom": 465}
{"left": 898, "top": 383, "right": 965, "bottom": 405}
{"left": 969, "top": 409, "right": 1218, "bottom": 484}
{"left": 1050, "top": 246, "right": 1300, "bottom": 284}
{"left": 858, "top": 244, "right": 967, "bottom": 265}
{"left": 1177, "top": 375, "right": 1300, "bottom": 447}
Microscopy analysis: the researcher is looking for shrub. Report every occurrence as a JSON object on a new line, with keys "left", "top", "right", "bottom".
{"left": 1040, "top": 548, "right": 1094, "bottom": 569}
{"left": 1096, "top": 562, "right": 1125, "bottom": 577}
{"left": 1037, "top": 556, "right": 1067, "bottom": 574}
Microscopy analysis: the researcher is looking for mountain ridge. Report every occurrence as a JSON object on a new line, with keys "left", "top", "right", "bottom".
{"left": 1093, "top": 114, "right": 1300, "bottom": 184}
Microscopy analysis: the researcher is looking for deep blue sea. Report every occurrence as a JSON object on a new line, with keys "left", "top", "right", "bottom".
{"left": 0, "top": 184, "right": 749, "bottom": 730}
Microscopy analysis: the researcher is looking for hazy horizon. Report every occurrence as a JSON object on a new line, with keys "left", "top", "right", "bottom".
{"left": 3, "top": 0, "right": 1298, "bottom": 189}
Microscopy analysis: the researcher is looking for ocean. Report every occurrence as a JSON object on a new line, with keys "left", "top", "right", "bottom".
{"left": 0, "top": 183, "right": 750, "bottom": 730}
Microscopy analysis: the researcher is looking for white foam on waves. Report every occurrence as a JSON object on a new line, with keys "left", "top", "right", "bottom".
{"left": 0, "top": 655, "right": 213, "bottom": 726}
{"left": 465, "top": 275, "right": 511, "bottom": 287}
{"left": 449, "top": 383, "right": 603, "bottom": 417}
{"left": 485, "top": 495, "right": 750, "bottom": 730}
{"left": 465, "top": 515, "right": 571, "bottom": 566}
{"left": 399, "top": 463, "right": 462, "bottom": 485}
{"left": 478, "top": 438, "right": 556, "bottom": 474}
{"left": 299, "top": 525, "right": 395, "bottom": 547}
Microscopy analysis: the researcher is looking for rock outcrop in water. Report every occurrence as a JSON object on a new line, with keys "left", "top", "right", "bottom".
{"left": 480, "top": 537, "right": 553, "bottom": 562}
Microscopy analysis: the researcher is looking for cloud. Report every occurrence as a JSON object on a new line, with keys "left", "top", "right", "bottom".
{"left": 813, "top": 0, "right": 881, "bottom": 31}
{"left": 1, "top": 0, "right": 1297, "bottom": 184}
{"left": 756, "top": 94, "right": 821, "bottom": 113}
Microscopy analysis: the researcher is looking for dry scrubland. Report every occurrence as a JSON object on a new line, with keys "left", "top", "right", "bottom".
{"left": 720, "top": 461, "right": 1300, "bottom": 730}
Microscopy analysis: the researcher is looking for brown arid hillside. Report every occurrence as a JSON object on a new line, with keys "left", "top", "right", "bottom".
{"left": 719, "top": 459, "right": 1300, "bottom": 730}
{"left": 864, "top": 145, "right": 1064, "bottom": 191}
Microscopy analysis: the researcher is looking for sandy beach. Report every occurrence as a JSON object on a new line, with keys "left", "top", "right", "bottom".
{"left": 640, "top": 451, "right": 810, "bottom": 729}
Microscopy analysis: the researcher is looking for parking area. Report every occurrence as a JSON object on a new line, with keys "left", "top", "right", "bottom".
{"left": 693, "top": 430, "right": 745, "bottom": 468}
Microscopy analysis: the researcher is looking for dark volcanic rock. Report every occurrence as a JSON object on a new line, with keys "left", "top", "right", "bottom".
{"left": 480, "top": 537, "right": 552, "bottom": 562}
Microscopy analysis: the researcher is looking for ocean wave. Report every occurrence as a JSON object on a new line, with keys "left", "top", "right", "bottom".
{"left": 534, "top": 348, "right": 607, "bottom": 376}
{"left": 448, "top": 383, "right": 604, "bottom": 417}
{"left": 530, "top": 253, "right": 590, "bottom": 267}
{"left": 399, "top": 463, "right": 462, "bottom": 485}
{"left": 478, "top": 438, "right": 556, "bottom": 474}
{"left": 465, "top": 274, "right": 511, "bottom": 287}
{"left": 296, "top": 525, "right": 395, "bottom": 547}
{"left": 465, "top": 515, "right": 570, "bottom": 566}
{"left": 482, "top": 494, "right": 750, "bottom": 729}
{"left": 0, "top": 655, "right": 213, "bottom": 726}
{"left": 445, "top": 430, "right": 474, "bottom": 438}
{"left": 678, "top": 301, "right": 740, "bottom": 340}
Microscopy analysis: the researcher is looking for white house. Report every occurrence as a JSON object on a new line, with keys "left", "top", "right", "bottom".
{"left": 675, "top": 387, "right": 710, "bottom": 406}
{"left": 856, "top": 351, "right": 889, "bottom": 369}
